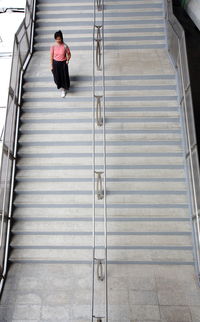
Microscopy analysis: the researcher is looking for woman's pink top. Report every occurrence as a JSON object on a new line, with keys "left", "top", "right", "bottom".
{"left": 50, "top": 43, "right": 71, "bottom": 61}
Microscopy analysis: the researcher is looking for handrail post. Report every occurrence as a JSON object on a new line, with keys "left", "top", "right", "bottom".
{"left": 96, "top": 258, "right": 105, "bottom": 281}
{"left": 95, "top": 25, "right": 102, "bottom": 70}
{"left": 95, "top": 171, "right": 104, "bottom": 200}
{"left": 97, "top": 0, "right": 103, "bottom": 11}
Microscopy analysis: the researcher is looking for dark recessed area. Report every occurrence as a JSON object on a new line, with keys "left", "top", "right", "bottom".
{"left": 172, "top": 0, "right": 200, "bottom": 157}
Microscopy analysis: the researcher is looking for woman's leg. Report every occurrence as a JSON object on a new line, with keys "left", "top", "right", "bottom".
{"left": 65, "top": 63, "right": 70, "bottom": 90}
{"left": 52, "top": 60, "right": 62, "bottom": 89}
{"left": 60, "top": 62, "right": 70, "bottom": 90}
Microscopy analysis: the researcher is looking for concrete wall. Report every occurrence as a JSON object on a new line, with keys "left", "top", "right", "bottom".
{"left": 186, "top": 0, "right": 200, "bottom": 30}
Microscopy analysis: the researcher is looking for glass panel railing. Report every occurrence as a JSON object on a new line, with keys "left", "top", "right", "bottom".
{"left": 164, "top": 0, "right": 200, "bottom": 284}
{"left": 0, "top": 0, "right": 36, "bottom": 294}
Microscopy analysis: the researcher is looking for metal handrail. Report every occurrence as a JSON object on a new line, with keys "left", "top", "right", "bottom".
{"left": 164, "top": 0, "right": 200, "bottom": 284}
{"left": 0, "top": 0, "right": 36, "bottom": 294}
{"left": 92, "top": 0, "right": 108, "bottom": 320}
{"left": 0, "top": 127, "right": 4, "bottom": 142}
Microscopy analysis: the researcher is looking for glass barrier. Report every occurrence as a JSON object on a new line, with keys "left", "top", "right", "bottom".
{"left": 0, "top": 0, "right": 36, "bottom": 290}
{"left": 165, "top": 0, "right": 200, "bottom": 283}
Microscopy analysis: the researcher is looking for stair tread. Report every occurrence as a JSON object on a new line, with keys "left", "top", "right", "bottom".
{"left": 9, "top": 249, "right": 194, "bottom": 263}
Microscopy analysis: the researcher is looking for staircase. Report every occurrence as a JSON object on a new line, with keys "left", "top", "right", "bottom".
{"left": 1, "top": 0, "right": 200, "bottom": 321}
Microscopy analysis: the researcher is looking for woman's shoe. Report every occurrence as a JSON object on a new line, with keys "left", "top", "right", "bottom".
{"left": 61, "top": 90, "right": 66, "bottom": 98}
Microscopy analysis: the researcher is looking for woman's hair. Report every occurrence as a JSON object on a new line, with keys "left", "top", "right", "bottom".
{"left": 54, "top": 30, "right": 63, "bottom": 42}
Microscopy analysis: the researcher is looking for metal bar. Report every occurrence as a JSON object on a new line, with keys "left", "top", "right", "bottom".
{"left": 102, "top": 2, "right": 108, "bottom": 317}
{"left": 96, "top": 39, "right": 102, "bottom": 71}
{"left": 92, "top": 5, "right": 96, "bottom": 319}
{"left": 0, "top": 155, "right": 10, "bottom": 245}
{"left": 95, "top": 25, "right": 102, "bottom": 70}
{"left": 92, "top": 0, "right": 108, "bottom": 320}
{"left": 97, "top": 0, "right": 103, "bottom": 11}
{"left": 96, "top": 258, "right": 105, "bottom": 281}
{"left": 95, "top": 96, "right": 103, "bottom": 126}
{"left": 95, "top": 171, "right": 104, "bottom": 199}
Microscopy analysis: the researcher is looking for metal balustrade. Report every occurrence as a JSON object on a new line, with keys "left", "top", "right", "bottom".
{"left": 92, "top": 0, "right": 108, "bottom": 320}
{"left": 164, "top": 0, "right": 200, "bottom": 284}
{"left": 0, "top": 0, "right": 36, "bottom": 294}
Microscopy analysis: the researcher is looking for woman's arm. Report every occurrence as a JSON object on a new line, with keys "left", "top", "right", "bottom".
{"left": 50, "top": 46, "right": 54, "bottom": 70}
{"left": 66, "top": 46, "right": 71, "bottom": 62}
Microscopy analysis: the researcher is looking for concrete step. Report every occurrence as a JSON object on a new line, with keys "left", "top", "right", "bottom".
{"left": 14, "top": 180, "right": 187, "bottom": 192}
{"left": 16, "top": 157, "right": 184, "bottom": 168}
{"left": 35, "top": 9, "right": 163, "bottom": 19}
{"left": 34, "top": 42, "right": 166, "bottom": 52}
{"left": 19, "top": 120, "right": 181, "bottom": 131}
{"left": 13, "top": 192, "right": 188, "bottom": 204}
{"left": 34, "top": 32, "right": 165, "bottom": 44}
{"left": 23, "top": 86, "right": 177, "bottom": 98}
{"left": 35, "top": 29, "right": 165, "bottom": 40}
{"left": 23, "top": 78, "right": 177, "bottom": 88}
{"left": 14, "top": 187, "right": 186, "bottom": 196}
{"left": 36, "top": 3, "right": 163, "bottom": 12}
{"left": 35, "top": 16, "right": 164, "bottom": 25}
{"left": 17, "top": 137, "right": 182, "bottom": 146}
{"left": 36, "top": 0, "right": 162, "bottom": 4}
{"left": 17, "top": 146, "right": 182, "bottom": 155}
{"left": 20, "top": 110, "right": 179, "bottom": 119}
{"left": 23, "top": 98, "right": 177, "bottom": 107}
{"left": 12, "top": 205, "right": 189, "bottom": 219}
{"left": 35, "top": 19, "right": 164, "bottom": 30}
{"left": 18, "top": 126, "right": 181, "bottom": 137}
{"left": 15, "top": 167, "right": 186, "bottom": 179}
{"left": 23, "top": 84, "right": 177, "bottom": 93}
{"left": 11, "top": 232, "right": 192, "bottom": 248}
{"left": 11, "top": 219, "right": 191, "bottom": 234}
{"left": 21, "top": 100, "right": 179, "bottom": 109}
{"left": 20, "top": 110, "right": 179, "bottom": 118}
{"left": 20, "top": 113, "right": 179, "bottom": 122}
{"left": 9, "top": 248, "right": 193, "bottom": 264}
{"left": 17, "top": 131, "right": 182, "bottom": 141}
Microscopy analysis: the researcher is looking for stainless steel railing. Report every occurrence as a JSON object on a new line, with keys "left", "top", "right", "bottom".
{"left": 92, "top": 0, "right": 108, "bottom": 320}
{"left": 0, "top": 0, "right": 36, "bottom": 294}
{"left": 164, "top": 0, "right": 200, "bottom": 284}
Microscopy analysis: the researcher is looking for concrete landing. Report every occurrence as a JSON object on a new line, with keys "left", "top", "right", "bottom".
{"left": 1, "top": 264, "right": 200, "bottom": 321}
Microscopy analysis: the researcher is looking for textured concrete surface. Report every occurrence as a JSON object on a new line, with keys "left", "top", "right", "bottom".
{"left": 1, "top": 264, "right": 200, "bottom": 321}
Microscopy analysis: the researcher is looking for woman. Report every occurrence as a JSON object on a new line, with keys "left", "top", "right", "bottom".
{"left": 50, "top": 30, "right": 71, "bottom": 98}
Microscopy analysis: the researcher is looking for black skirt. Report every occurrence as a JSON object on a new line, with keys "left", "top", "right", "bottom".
{"left": 52, "top": 59, "right": 70, "bottom": 90}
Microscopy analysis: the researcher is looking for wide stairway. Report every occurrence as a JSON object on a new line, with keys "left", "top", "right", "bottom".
{"left": 1, "top": 0, "right": 200, "bottom": 321}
